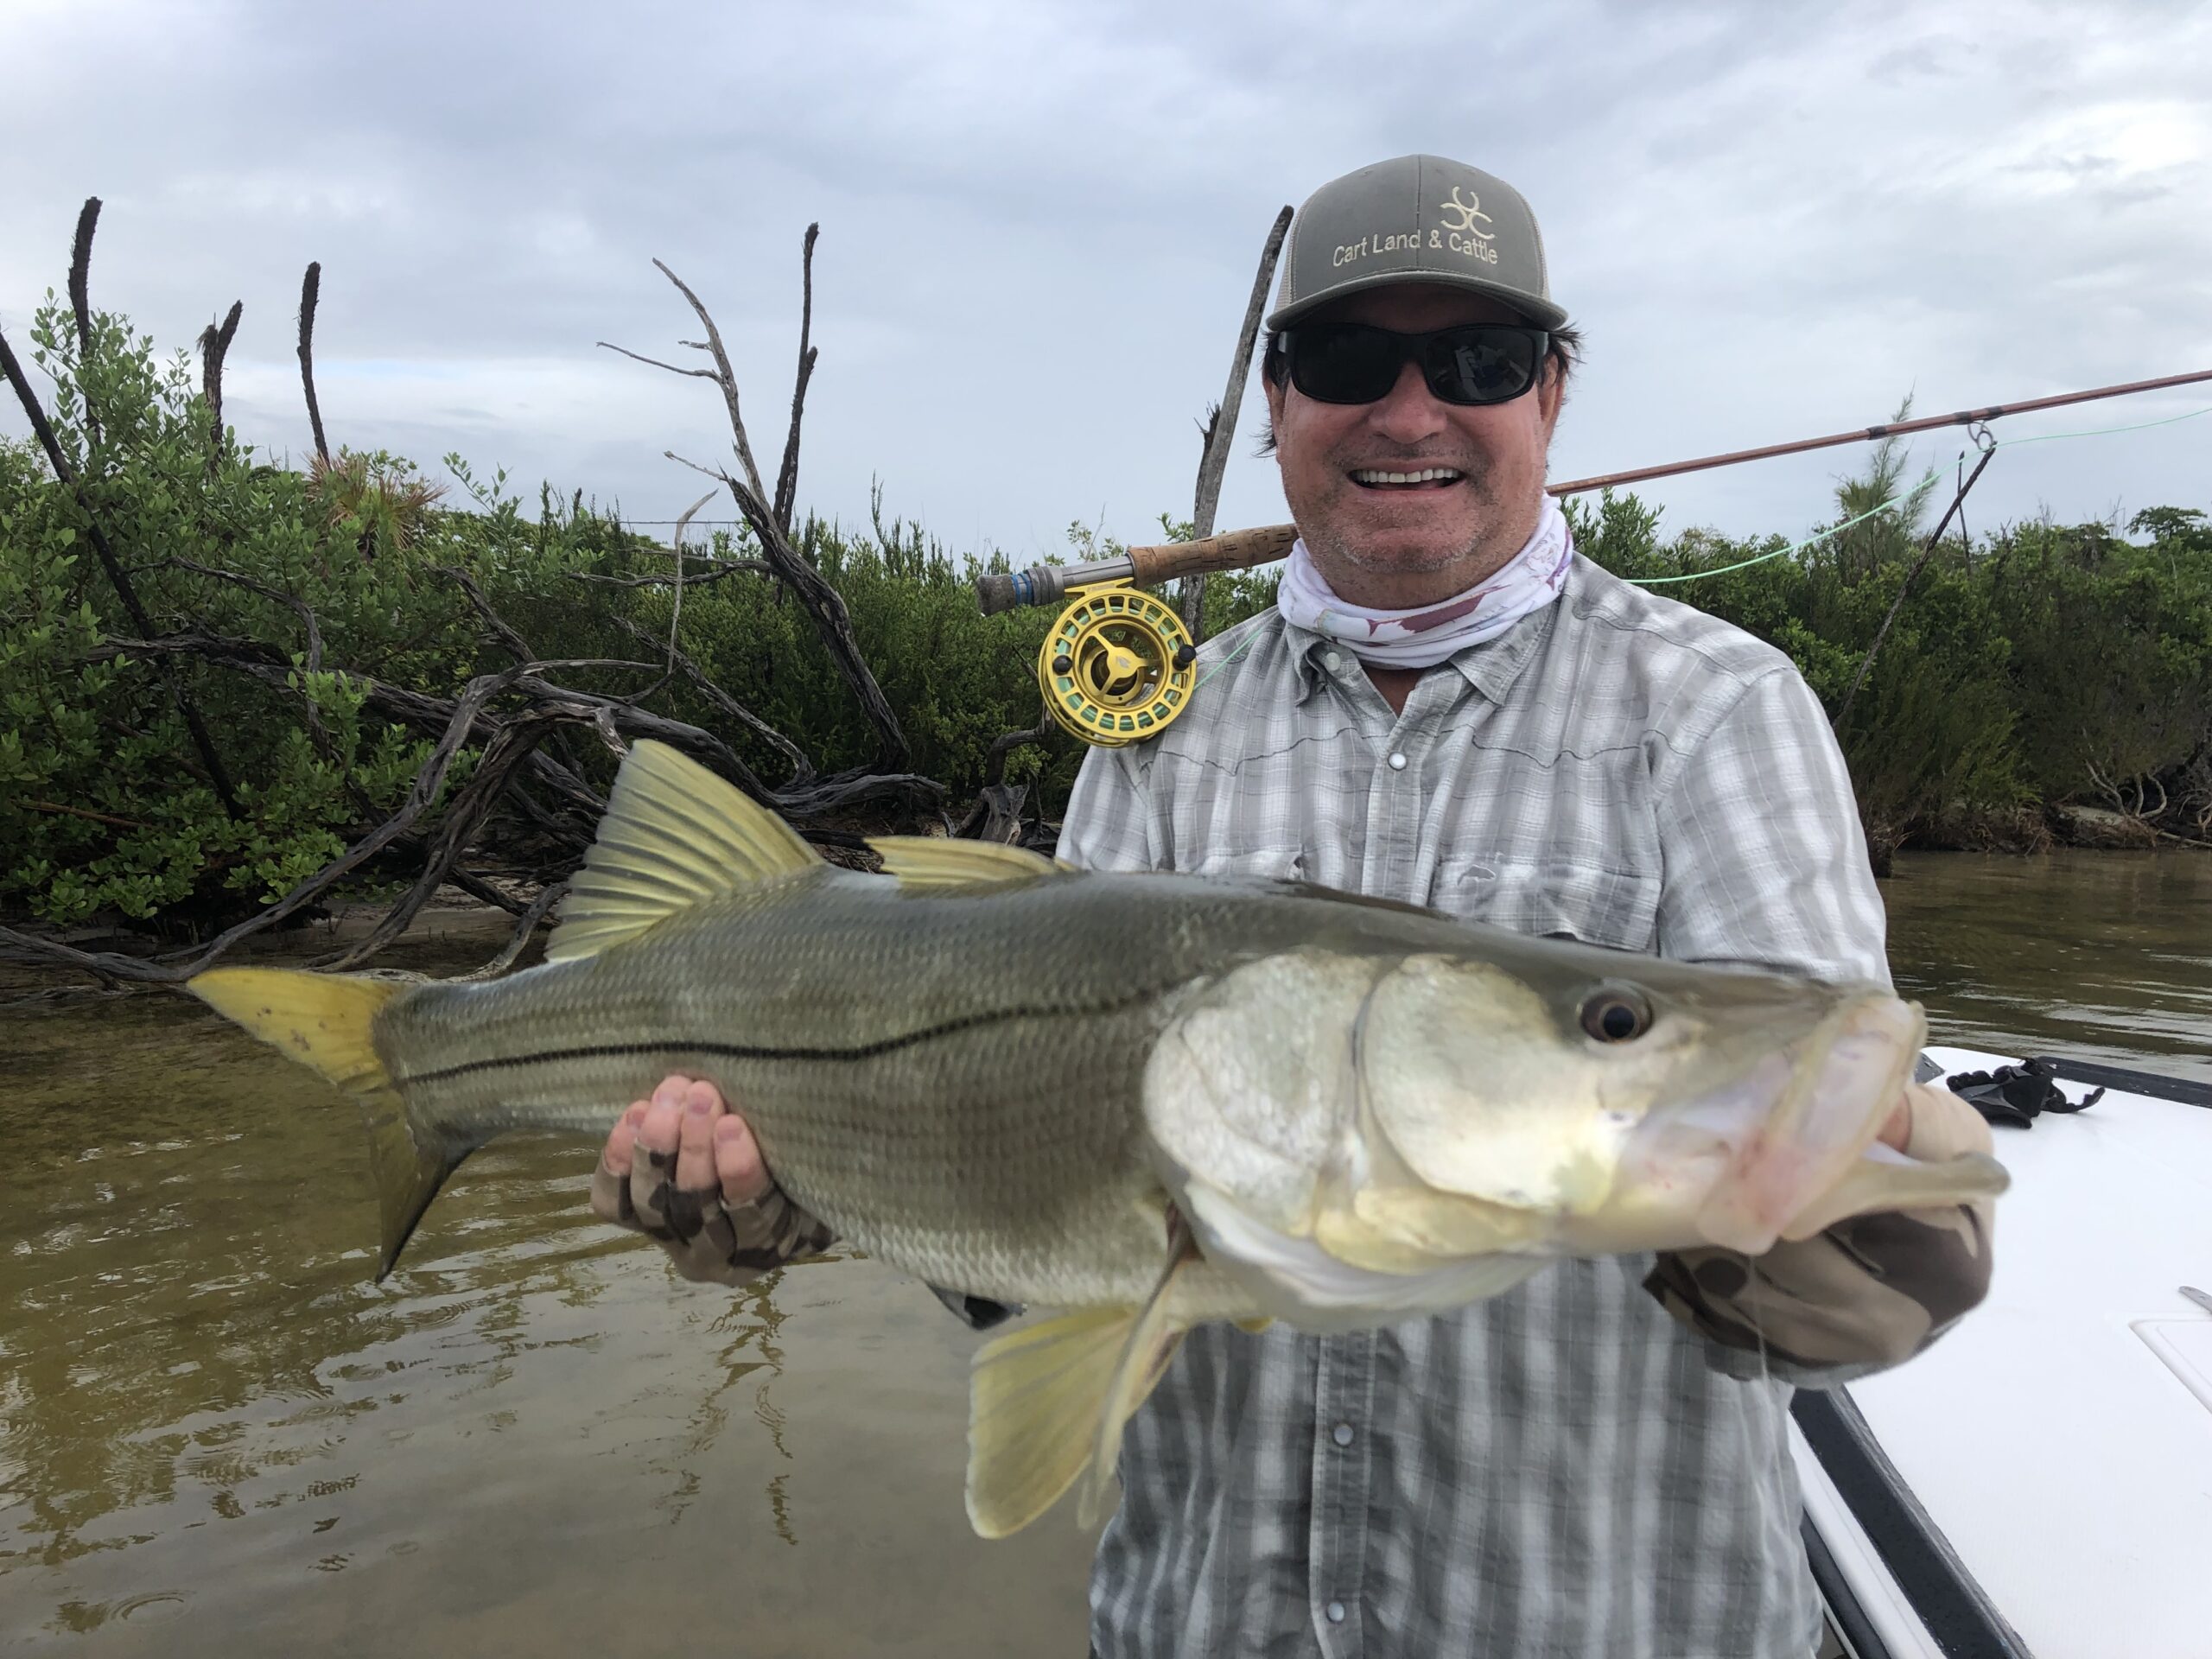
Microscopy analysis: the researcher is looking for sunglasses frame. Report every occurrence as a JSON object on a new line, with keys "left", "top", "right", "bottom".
{"left": 1274, "top": 321, "right": 1552, "bottom": 409}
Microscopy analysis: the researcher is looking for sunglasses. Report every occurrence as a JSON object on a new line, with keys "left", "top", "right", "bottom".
{"left": 1275, "top": 321, "right": 1550, "bottom": 408}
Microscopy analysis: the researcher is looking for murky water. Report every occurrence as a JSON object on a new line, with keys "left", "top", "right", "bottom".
{"left": 3, "top": 850, "right": 2207, "bottom": 1653}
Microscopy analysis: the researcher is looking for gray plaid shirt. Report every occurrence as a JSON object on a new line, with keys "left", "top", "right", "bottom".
{"left": 1058, "top": 556, "right": 1900, "bottom": 1659}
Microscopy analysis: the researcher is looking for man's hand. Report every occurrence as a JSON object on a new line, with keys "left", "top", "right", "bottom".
{"left": 589, "top": 1075, "right": 835, "bottom": 1286}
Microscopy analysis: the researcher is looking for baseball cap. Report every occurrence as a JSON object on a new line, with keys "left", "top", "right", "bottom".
{"left": 1267, "top": 154, "right": 1568, "bottom": 332}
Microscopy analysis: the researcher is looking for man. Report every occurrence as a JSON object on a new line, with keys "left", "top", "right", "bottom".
{"left": 594, "top": 155, "right": 1996, "bottom": 1657}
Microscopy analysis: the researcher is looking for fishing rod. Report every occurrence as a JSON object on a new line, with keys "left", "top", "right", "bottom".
{"left": 977, "top": 364, "right": 2212, "bottom": 746}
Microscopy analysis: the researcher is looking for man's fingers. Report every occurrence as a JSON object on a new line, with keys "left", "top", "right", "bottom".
{"left": 590, "top": 1101, "right": 651, "bottom": 1224}
{"left": 713, "top": 1113, "right": 772, "bottom": 1206}
{"left": 675, "top": 1080, "right": 722, "bottom": 1192}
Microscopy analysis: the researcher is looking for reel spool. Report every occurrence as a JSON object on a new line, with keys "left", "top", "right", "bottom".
{"left": 1036, "top": 582, "right": 1198, "bottom": 747}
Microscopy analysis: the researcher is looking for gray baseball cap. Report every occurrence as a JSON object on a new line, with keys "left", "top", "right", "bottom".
{"left": 1268, "top": 154, "right": 1567, "bottom": 332}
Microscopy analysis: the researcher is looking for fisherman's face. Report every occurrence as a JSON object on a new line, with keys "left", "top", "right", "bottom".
{"left": 1265, "top": 283, "right": 1564, "bottom": 609}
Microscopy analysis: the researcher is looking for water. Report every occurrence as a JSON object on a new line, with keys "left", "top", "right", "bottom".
{"left": 2, "top": 850, "right": 2207, "bottom": 1653}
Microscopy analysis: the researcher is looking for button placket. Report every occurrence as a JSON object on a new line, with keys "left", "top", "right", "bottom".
{"left": 1309, "top": 1332, "right": 1376, "bottom": 1655}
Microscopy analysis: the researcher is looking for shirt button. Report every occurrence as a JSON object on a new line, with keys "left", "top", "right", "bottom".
{"left": 1332, "top": 1421, "right": 1354, "bottom": 1447}
{"left": 1325, "top": 1600, "right": 1347, "bottom": 1624}
{"left": 1324, "top": 651, "right": 1343, "bottom": 672}
{"left": 1387, "top": 752, "right": 1408, "bottom": 771}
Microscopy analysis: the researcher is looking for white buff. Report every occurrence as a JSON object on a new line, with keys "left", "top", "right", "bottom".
{"left": 1274, "top": 492, "right": 1574, "bottom": 669}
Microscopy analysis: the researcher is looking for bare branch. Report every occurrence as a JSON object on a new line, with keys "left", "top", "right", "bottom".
{"left": 68, "top": 197, "right": 101, "bottom": 360}
{"left": 652, "top": 258, "right": 772, "bottom": 502}
{"left": 665, "top": 488, "right": 718, "bottom": 671}
{"left": 1179, "top": 203, "right": 1293, "bottom": 643}
{"left": 772, "top": 222, "right": 820, "bottom": 536}
{"left": 197, "top": 299, "right": 243, "bottom": 466}
{"left": 450, "top": 880, "right": 569, "bottom": 981}
{"left": 438, "top": 564, "right": 535, "bottom": 664}
{"left": 607, "top": 612, "right": 815, "bottom": 784}
{"left": 298, "top": 261, "right": 330, "bottom": 463}
{"left": 596, "top": 339, "right": 720, "bottom": 380}
{"left": 568, "top": 559, "right": 772, "bottom": 588}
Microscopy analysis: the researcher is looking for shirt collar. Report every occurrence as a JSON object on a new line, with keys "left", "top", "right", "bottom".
{"left": 1281, "top": 557, "right": 1574, "bottom": 705}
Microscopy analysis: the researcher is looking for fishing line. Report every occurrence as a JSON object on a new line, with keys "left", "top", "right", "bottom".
{"left": 1620, "top": 399, "right": 2212, "bottom": 588}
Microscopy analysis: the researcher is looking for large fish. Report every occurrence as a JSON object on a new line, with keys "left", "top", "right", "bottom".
{"left": 191, "top": 741, "right": 2005, "bottom": 1535}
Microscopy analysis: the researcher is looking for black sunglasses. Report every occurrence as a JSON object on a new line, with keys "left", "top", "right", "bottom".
{"left": 1274, "top": 321, "right": 1550, "bottom": 408}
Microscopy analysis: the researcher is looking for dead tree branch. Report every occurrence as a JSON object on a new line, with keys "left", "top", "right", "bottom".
{"left": 0, "top": 322, "right": 243, "bottom": 817}
{"left": 298, "top": 261, "right": 330, "bottom": 463}
{"left": 68, "top": 197, "right": 100, "bottom": 361}
{"left": 68, "top": 196, "right": 102, "bottom": 447}
{"left": 772, "top": 223, "right": 819, "bottom": 536}
{"left": 1179, "top": 204, "right": 1294, "bottom": 644}
{"left": 198, "top": 300, "right": 243, "bottom": 466}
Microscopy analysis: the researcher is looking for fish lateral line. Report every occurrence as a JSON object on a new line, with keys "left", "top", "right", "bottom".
{"left": 395, "top": 989, "right": 1173, "bottom": 1089}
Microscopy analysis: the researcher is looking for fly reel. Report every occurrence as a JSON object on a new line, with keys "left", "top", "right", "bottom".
{"left": 975, "top": 523, "right": 1298, "bottom": 748}
{"left": 1036, "top": 582, "right": 1198, "bottom": 747}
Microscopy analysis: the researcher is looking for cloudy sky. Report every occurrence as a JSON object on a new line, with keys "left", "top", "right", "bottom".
{"left": 5, "top": 0, "right": 2209, "bottom": 564}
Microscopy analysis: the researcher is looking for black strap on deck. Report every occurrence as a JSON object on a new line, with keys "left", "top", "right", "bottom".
{"left": 1793, "top": 1389, "right": 2032, "bottom": 1658}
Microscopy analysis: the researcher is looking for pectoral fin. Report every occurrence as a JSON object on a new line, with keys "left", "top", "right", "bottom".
{"left": 1777, "top": 1148, "right": 2011, "bottom": 1243}
{"left": 965, "top": 1235, "right": 1195, "bottom": 1539}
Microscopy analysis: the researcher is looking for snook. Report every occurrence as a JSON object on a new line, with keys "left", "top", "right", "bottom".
{"left": 191, "top": 741, "right": 2006, "bottom": 1536}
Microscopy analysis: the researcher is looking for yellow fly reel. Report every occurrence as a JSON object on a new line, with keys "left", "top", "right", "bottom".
{"left": 1037, "top": 581, "right": 1198, "bottom": 747}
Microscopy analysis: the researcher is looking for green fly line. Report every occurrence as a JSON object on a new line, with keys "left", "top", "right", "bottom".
{"left": 1620, "top": 399, "right": 2212, "bottom": 587}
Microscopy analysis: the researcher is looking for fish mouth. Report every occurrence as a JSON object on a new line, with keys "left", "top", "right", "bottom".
{"left": 1688, "top": 990, "right": 1925, "bottom": 1254}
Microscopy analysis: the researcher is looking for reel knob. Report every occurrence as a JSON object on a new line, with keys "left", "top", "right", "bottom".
{"left": 1036, "top": 582, "right": 1199, "bottom": 747}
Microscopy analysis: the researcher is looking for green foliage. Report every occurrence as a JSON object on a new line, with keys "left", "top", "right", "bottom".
{"left": 4, "top": 299, "right": 2207, "bottom": 937}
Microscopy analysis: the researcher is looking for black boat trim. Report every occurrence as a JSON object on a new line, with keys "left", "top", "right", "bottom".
{"left": 1792, "top": 1389, "right": 2032, "bottom": 1659}
{"left": 2040, "top": 1055, "right": 2212, "bottom": 1110}
{"left": 1800, "top": 1512, "right": 1891, "bottom": 1659}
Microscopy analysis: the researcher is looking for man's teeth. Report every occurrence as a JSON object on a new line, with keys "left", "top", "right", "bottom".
{"left": 1351, "top": 467, "right": 1463, "bottom": 486}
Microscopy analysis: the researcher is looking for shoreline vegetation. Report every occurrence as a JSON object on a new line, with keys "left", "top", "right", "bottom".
{"left": 3, "top": 255, "right": 2208, "bottom": 984}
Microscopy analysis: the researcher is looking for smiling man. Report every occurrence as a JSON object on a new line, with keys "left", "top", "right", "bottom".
{"left": 594, "top": 156, "right": 1997, "bottom": 1658}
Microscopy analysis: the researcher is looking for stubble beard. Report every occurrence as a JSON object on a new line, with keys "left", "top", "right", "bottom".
{"left": 1295, "top": 452, "right": 1520, "bottom": 582}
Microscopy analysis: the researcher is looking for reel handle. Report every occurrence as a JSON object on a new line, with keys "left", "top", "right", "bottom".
{"left": 976, "top": 524, "right": 1298, "bottom": 614}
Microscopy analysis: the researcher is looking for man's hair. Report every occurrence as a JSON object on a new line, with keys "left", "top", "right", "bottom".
{"left": 1252, "top": 321, "right": 1583, "bottom": 455}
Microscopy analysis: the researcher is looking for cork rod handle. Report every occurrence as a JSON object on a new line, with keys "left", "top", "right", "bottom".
{"left": 1125, "top": 524, "right": 1298, "bottom": 586}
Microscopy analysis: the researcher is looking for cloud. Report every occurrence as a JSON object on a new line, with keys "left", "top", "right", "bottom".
{"left": 4, "top": 0, "right": 2209, "bottom": 561}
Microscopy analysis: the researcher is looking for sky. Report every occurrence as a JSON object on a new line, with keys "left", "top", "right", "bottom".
{"left": 4, "top": 0, "right": 2209, "bottom": 566}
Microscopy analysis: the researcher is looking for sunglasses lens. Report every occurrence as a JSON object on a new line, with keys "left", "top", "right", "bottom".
{"left": 1427, "top": 327, "right": 1541, "bottom": 404}
{"left": 1287, "top": 325, "right": 1402, "bottom": 404}
{"left": 1286, "top": 324, "right": 1545, "bottom": 406}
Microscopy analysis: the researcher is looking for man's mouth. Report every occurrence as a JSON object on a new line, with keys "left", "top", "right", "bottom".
{"left": 1349, "top": 467, "right": 1465, "bottom": 492}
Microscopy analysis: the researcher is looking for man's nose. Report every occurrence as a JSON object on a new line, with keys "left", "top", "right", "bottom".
{"left": 1363, "top": 359, "right": 1449, "bottom": 444}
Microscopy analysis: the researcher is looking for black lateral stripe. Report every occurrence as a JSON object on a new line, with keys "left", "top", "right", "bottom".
{"left": 399, "top": 1002, "right": 1098, "bottom": 1089}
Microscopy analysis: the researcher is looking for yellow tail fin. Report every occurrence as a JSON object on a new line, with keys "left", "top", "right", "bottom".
{"left": 188, "top": 967, "right": 449, "bottom": 1279}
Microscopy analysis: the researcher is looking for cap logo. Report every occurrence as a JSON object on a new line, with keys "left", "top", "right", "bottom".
{"left": 1436, "top": 188, "right": 1494, "bottom": 239}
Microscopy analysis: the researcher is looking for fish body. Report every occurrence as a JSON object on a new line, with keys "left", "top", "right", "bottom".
{"left": 191, "top": 741, "right": 2008, "bottom": 1535}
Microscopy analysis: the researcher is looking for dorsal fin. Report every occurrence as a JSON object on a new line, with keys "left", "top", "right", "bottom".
{"left": 547, "top": 740, "right": 822, "bottom": 962}
{"left": 868, "top": 836, "right": 1064, "bottom": 889}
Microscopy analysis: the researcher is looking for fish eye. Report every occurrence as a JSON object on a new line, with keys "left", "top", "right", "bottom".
{"left": 1580, "top": 985, "right": 1654, "bottom": 1044}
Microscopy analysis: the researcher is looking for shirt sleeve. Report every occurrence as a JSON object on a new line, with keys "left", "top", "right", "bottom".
{"left": 1643, "top": 666, "right": 1995, "bottom": 1385}
{"left": 1652, "top": 666, "right": 1891, "bottom": 987}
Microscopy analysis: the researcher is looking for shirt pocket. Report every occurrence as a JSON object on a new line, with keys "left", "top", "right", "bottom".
{"left": 1429, "top": 855, "right": 1661, "bottom": 952}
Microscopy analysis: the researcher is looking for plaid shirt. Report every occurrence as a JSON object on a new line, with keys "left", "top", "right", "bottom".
{"left": 1058, "top": 556, "right": 1987, "bottom": 1659}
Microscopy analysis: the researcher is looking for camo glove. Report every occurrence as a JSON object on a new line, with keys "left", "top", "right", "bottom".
{"left": 591, "top": 1137, "right": 836, "bottom": 1288}
{"left": 1646, "top": 1081, "right": 1998, "bottom": 1377}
